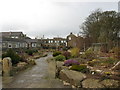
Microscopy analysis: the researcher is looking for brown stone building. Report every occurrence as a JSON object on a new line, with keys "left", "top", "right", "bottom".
{"left": 38, "top": 37, "right": 67, "bottom": 50}
{"left": 66, "top": 32, "right": 92, "bottom": 51}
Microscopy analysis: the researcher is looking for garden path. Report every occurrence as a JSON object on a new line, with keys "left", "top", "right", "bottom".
{"left": 2, "top": 53, "right": 69, "bottom": 88}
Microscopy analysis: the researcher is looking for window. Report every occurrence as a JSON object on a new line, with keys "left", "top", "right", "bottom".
{"left": 32, "top": 43, "right": 36, "bottom": 47}
{"left": 8, "top": 44, "right": 12, "bottom": 48}
{"left": 69, "top": 37, "right": 71, "bottom": 40}
{"left": 51, "top": 40, "right": 53, "bottom": 43}
{"left": 61, "top": 40, "right": 63, "bottom": 43}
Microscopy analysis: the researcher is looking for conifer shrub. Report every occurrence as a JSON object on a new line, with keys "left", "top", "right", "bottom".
{"left": 62, "top": 51, "right": 71, "bottom": 59}
{"left": 53, "top": 51, "right": 61, "bottom": 57}
{"left": 70, "top": 64, "right": 89, "bottom": 73}
{"left": 70, "top": 48, "right": 80, "bottom": 58}
{"left": 81, "top": 47, "right": 96, "bottom": 60}
{"left": 55, "top": 55, "right": 66, "bottom": 61}
{"left": 2, "top": 49, "right": 22, "bottom": 65}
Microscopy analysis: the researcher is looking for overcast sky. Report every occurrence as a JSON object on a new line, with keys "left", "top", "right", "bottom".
{"left": 0, "top": 0, "right": 119, "bottom": 39}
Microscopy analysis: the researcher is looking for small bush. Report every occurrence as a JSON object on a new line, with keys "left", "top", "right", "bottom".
{"left": 2, "top": 49, "right": 22, "bottom": 65}
{"left": 81, "top": 47, "right": 96, "bottom": 60}
{"left": 64, "top": 59, "right": 80, "bottom": 66}
{"left": 62, "top": 51, "right": 71, "bottom": 59}
{"left": 110, "top": 47, "right": 120, "bottom": 59}
{"left": 55, "top": 55, "right": 66, "bottom": 61}
{"left": 27, "top": 59, "right": 36, "bottom": 65}
{"left": 25, "top": 50, "right": 33, "bottom": 55}
{"left": 70, "top": 64, "right": 89, "bottom": 73}
{"left": 70, "top": 48, "right": 80, "bottom": 58}
{"left": 25, "top": 49, "right": 38, "bottom": 56}
{"left": 53, "top": 51, "right": 61, "bottom": 57}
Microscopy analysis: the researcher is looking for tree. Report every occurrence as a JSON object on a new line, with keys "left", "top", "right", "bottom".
{"left": 81, "top": 9, "right": 120, "bottom": 50}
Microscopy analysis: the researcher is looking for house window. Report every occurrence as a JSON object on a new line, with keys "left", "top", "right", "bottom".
{"left": 48, "top": 40, "right": 51, "bottom": 43}
{"left": 32, "top": 43, "right": 36, "bottom": 47}
{"left": 8, "top": 44, "right": 12, "bottom": 48}
{"left": 51, "top": 40, "right": 53, "bottom": 43}
{"left": 69, "top": 37, "right": 71, "bottom": 40}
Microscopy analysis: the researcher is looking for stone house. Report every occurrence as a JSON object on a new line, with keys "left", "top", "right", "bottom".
{"left": 39, "top": 37, "right": 67, "bottom": 49}
{"left": 25, "top": 39, "right": 39, "bottom": 48}
{"left": 2, "top": 32, "right": 27, "bottom": 39}
{"left": 2, "top": 37, "right": 28, "bottom": 49}
{"left": 66, "top": 32, "right": 92, "bottom": 51}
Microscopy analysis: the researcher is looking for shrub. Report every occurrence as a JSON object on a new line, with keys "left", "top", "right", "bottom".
{"left": 62, "top": 51, "right": 71, "bottom": 59}
{"left": 25, "top": 49, "right": 38, "bottom": 56}
{"left": 53, "top": 51, "right": 61, "bottom": 57}
{"left": 64, "top": 59, "right": 80, "bottom": 66}
{"left": 27, "top": 59, "right": 36, "bottom": 65}
{"left": 55, "top": 55, "right": 66, "bottom": 61}
{"left": 87, "top": 59, "right": 100, "bottom": 66}
{"left": 25, "top": 50, "right": 33, "bottom": 55}
{"left": 70, "top": 64, "right": 89, "bottom": 73}
{"left": 70, "top": 48, "right": 80, "bottom": 58}
{"left": 2, "top": 49, "right": 22, "bottom": 65}
{"left": 81, "top": 47, "right": 96, "bottom": 60}
{"left": 110, "top": 47, "right": 120, "bottom": 59}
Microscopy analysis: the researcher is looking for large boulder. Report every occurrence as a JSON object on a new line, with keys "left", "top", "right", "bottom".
{"left": 59, "top": 69, "right": 86, "bottom": 87}
{"left": 100, "top": 79, "right": 119, "bottom": 88}
{"left": 56, "top": 61, "right": 69, "bottom": 77}
{"left": 82, "top": 79, "right": 104, "bottom": 88}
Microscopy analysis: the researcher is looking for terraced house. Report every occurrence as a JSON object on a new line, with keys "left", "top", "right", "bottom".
{"left": 39, "top": 37, "right": 67, "bottom": 50}
{"left": 1, "top": 31, "right": 91, "bottom": 51}
{"left": 1, "top": 32, "right": 27, "bottom": 49}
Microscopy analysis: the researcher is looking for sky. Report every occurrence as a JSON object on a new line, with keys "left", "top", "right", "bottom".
{"left": 0, "top": 0, "right": 119, "bottom": 39}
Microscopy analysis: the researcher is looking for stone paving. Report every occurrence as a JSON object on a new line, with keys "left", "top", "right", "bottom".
{"left": 2, "top": 53, "right": 70, "bottom": 88}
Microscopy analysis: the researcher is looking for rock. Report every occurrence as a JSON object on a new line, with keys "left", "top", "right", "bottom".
{"left": 100, "top": 79, "right": 119, "bottom": 88}
{"left": 56, "top": 61, "right": 69, "bottom": 78}
{"left": 2, "top": 57, "right": 12, "bottom": 76}
{"left": 82, "top": 79, "right": 104, "bottom": 88}
{"left": 33, "top": 55, "right": 41, "bottom": 59}
{"left": 72, "top": 85, "right": 76, "bottom": 88}
{"left": 17, "top": 62, "right": 28, "bottom": 69}
{"left": 27, "top": 59, "right": 36, "bottom": 65}
{"left": 63, "top": 81, "right": 70, "bottom": 86}
{"left": 59, "top": 69, "right": 86, "bottom": 87}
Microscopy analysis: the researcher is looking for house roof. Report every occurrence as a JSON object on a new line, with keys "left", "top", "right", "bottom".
{"left": 25, "top": 39, "right": 38, "bottom": 43}
{"left": 2, "top": 37, "right": 26, "bottom": 43}
{"left": 2, "top": 32, "right": 24, "bottom": 37}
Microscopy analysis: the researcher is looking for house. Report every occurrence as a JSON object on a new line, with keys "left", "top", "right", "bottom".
{"left": 38, "top": 37, "right": 67, "bottom": 49}
{"left": 66, "top": 32, "right": 92, "bottom": 51}
{"left": 25, "top": 39, "right": 39, "bottom": 48}
{"left": 2, "top": 37, "right": 28, "bottom": 49}
{"left": 2, "top": 32, "right": 27, "bottom": 39}
{"left": 1, "top": 32, "right": 31, "bottom": 50}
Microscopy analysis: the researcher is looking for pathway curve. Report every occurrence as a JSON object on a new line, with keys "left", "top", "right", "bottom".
{"left": 2, "top": 53, "right": 69, "bottom": 88}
